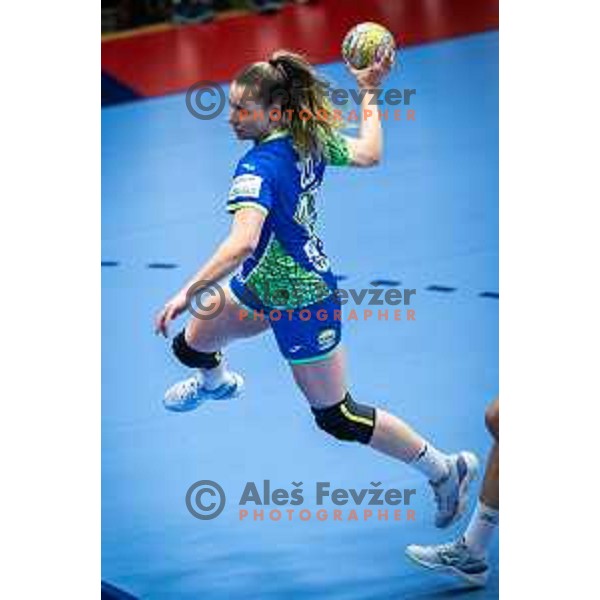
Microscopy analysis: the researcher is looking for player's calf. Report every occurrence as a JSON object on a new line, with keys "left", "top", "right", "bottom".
{"left": 485, "top": 398, "right": 499, "bottom": 441}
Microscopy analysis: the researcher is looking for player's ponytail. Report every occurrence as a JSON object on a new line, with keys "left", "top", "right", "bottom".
{"left": 234, "top": 51, "right": 339, "bottom": 158}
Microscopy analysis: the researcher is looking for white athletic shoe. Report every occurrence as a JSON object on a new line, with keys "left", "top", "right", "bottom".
{"left": 405, "top": 538, "right": 490, "bottom": 587}
{"left": 163, "top": 371, "right": 244, "bottom": 412}
{"left": 431, "top": 452, "right": 479, "bottom": 528}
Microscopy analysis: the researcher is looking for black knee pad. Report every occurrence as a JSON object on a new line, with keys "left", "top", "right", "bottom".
{"left": 311, "top": 392, "right": 376, "bottom": 444}
{"left": 172, "top": 330, "right": 222, "bottom": 369}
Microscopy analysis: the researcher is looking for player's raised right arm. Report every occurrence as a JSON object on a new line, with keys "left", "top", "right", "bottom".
{"left": 343, "top": 51, "right": 393, "bottom": 168}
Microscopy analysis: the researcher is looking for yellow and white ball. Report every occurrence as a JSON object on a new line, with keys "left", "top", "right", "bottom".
{"left": 342, "top": 22, "right": 396, "bottom": 70}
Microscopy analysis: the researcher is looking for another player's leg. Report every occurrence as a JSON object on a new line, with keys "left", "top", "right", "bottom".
{"left": 406, "top": 398, "right": 499, "bottom": 587}
{"left": 284, "top": 311, "right": 478, "bottom": 528}
{"left": 163, "top": 285, "right": 270, "bottom": 411}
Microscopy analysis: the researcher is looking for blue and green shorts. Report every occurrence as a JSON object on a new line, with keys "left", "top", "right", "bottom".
{"left": 229, "top": 275, "right": 342, "bottom": 364}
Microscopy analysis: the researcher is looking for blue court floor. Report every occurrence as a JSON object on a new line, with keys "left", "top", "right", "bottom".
{"left": 102, "top": 31, "right": 498, "bottom": 599}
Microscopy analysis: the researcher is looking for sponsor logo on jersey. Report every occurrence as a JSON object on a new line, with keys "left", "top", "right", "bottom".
{"left": 229, "top": 174, "right": 263, "bottom": 200}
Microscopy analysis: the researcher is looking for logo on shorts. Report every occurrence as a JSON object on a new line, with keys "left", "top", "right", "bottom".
{"left": 317, "top": 329, "right": 337, "bottom": 351}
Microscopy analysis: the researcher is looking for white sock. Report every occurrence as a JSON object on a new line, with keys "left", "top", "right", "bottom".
{"left": 200, "top": 363, "right": 229, "bottom": 390}
{"left": 411, "top": 443, "right": 450, "bottom": 483}
{"left": 464, "top": 500, "right": 499, "bottom": 558}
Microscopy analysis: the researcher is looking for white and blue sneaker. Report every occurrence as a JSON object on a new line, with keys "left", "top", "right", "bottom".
{"left": 431, "top": 452, "right": 479, "bottom": 528}
{"left": 163, "top": 371, "right": 244, "bottom": 412}
{"left": 405, "top": 538, "right": 489, "bottom": 587}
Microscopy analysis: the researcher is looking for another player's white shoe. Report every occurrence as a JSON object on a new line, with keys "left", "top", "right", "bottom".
{"left": 405, "top": 538, "right": 489, "bottom": 587}
{"left": 431, "top": 452, "right": 479, "bottom": 528}
{"left": 163, "top": 371, "right": 244, "bottom": 412}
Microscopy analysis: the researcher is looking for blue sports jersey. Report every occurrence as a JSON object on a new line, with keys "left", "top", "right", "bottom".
{"left": 227, "top": 130, "right": 349, "bottom": 310}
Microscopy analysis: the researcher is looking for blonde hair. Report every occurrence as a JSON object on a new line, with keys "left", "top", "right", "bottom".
{"left": 234, "top": 50, "right": 340, "bottom": 158}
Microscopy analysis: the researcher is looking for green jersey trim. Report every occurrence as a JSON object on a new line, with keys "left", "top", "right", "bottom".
{"left": 287, "top": 347, "right": 339, "bottom": 365}
{"left": 258, "top": 129, "right": 290, "bottom": 144}
{"left": 227, "top": 200, "right": 270, "bottom": 216}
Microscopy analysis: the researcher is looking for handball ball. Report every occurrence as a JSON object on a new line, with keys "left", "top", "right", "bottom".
{"left": 342, "top": 22, "right": 396, "bottom": 70}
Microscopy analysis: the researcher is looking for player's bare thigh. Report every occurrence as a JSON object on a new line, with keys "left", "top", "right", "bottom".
{"left": 185, "top": 285, "right": 270, "bottom": 352}
{"left": 290, "top": 346, "right": 347, "bottom": 408}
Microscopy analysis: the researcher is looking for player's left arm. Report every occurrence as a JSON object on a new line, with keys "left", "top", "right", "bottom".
{"left": 183, "top": 207, "right": 266, "bottom": 288}
{"left": 154, "top": 208, "right": 265, "bottom": 337}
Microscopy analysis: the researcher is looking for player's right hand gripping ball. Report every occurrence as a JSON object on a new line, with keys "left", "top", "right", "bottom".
{"left": 342, "top": 22, "right": 396, "bottom": 70}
